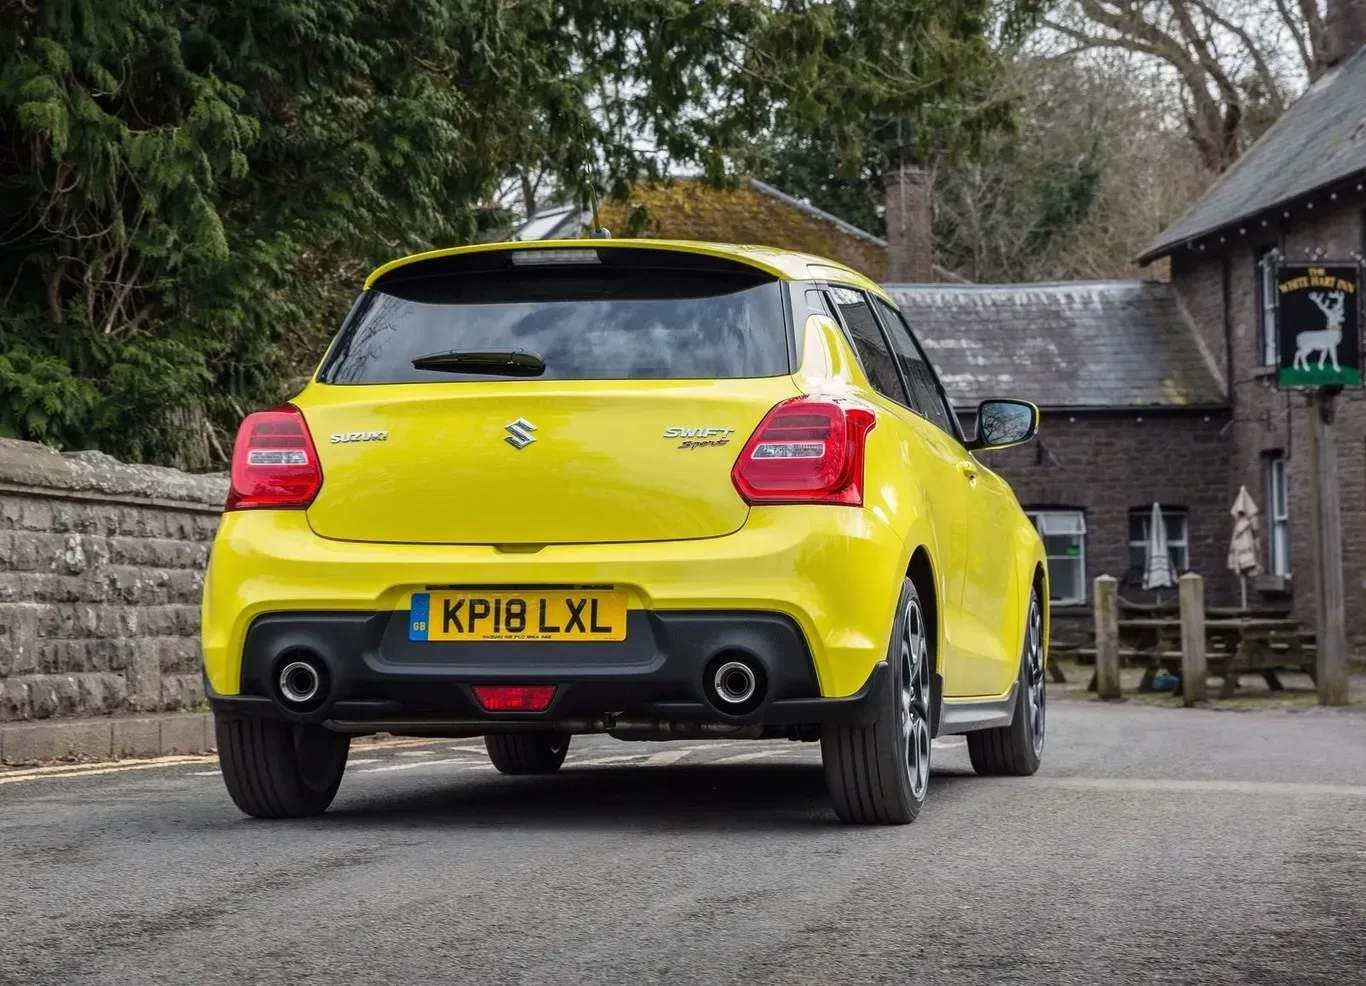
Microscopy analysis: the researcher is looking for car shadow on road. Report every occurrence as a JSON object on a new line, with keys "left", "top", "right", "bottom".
{"left": 322, "top": 762, "right": 978, "bottom": 832}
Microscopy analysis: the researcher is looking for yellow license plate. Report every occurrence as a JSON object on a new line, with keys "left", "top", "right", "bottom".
{"left": 408, "top": 590, "right": 628, "bottom": 642}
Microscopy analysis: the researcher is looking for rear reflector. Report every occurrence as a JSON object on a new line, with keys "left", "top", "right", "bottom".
{"left": 226, "top": 405, "right": 323, "bottom": 511}
{"left": 472, "top": 685, "right": 557, "bottom": 712}
{"left": 731, "top": 396, "right": 876, "bottom": 505}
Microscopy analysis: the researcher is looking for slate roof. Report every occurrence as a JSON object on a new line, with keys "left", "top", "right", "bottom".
{"left": 884, "top": 280, "right": 1226, "bottom": 410}
{"left": 1139, "top": 46, "right": 1366, "bottom": 263}
{"left": 512, "top": 204, "right": 588, "bottom": 241}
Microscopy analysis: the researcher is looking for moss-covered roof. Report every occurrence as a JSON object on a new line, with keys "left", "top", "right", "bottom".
{"left": 595, "top": 179, "right": 890, "bottom": 281}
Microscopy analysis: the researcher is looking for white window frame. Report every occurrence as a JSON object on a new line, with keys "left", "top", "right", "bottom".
{"left": 1266, "top": 455, "right": 1290, "bottom": 577}
{"left": 1259, "top": 247, "right": 1278, "bottom": 366}
{"left": 1026, "top": 510, "right": 1087, "bottom": 605}
{"left": 1129, "top": 508, "right": 1189, "bottom": 573}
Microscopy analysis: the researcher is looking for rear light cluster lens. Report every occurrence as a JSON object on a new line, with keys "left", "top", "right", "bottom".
{"left": 472, "top": 685, "right": 557, "bottom": 712}
{"left": 731, "top": 396, "right": 876, "bottom": 505}
{"left": 226, "top": 405, "right": 323, "bottom": 511}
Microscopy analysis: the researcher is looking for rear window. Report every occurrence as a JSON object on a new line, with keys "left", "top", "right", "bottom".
{"left": 318, "top": 260, "right": 791, "bottom": 385}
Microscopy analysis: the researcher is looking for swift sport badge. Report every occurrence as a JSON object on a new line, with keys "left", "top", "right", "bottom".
{"left": 664, "top": 426, "right": 735, "bottom": 449}
{"left": 330, "top": 431, "right": 387, "bottom": 444}
{"left": 505, "top": 418, "right": 537, "bottom": 449}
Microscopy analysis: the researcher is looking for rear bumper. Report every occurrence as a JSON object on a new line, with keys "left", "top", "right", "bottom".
{"left": 202, "top": 509, "right": 910, "bottom": 703}
{"left": 206, "top": 607, "right": 889, "bottom": 731}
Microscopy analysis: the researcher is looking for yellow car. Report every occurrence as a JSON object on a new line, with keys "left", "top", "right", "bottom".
{"left": 202, "top": 239, "right": 1048, "bottom": 824}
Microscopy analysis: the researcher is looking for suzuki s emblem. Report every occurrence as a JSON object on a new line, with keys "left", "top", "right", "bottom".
{"left": 504, "top": 417, "right": 537, "bottom": 449}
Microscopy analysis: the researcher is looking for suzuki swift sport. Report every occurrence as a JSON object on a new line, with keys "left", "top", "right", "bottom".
{"left": 202, "top": 239, "right": 1049, "bottom": 824}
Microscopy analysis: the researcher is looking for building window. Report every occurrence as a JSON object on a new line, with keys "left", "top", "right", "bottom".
{"left": 1026, "top": 510, "right": 1086, "bottom": 605}
{"left": 1258, "top": 246, "right": 1278, "bottom": 366}
{"left": 1266, "top": 455, "right": 1290, "bottom": 577}
{"left": 1128, "top": 507, "right": 1189, "bottom": 574}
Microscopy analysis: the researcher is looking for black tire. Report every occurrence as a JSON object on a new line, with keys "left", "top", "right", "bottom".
{"left": 485, "top": 733, "right": 570, "bottom": 774}
{"left": 822, "top": 577, "right": 934, "bottom": 825}
{"left": 967, "top": 588, "right": 1045, "bottom": 777}
{"left": 215, "top": 716, "right": 350, "bottom": 819}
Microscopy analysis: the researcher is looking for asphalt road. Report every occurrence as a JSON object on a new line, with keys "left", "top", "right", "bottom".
{"left": 3, "top": 700, "right": 1366, "bottom": 986}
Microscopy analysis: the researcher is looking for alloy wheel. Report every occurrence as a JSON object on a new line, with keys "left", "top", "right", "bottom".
{"left": 898, "top": 597, "right": 933, "bottom": 800}
{"left": 1024, "top": 597, "right": 1046, "bottom": 756}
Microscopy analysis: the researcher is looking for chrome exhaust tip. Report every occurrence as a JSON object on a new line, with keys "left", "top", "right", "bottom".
{"left": 278, "top": 660, "right": 323, "bottom": 706}
{"left": 713, "top": 660, "right": 758, "bottom": 706}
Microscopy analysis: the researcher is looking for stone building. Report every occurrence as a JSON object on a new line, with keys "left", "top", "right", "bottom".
{"left": 1137, "top": 41, "right": 1366, "bottom": 636}
{"left": 887, "top": 281, "right": 1233, "bottom": 637}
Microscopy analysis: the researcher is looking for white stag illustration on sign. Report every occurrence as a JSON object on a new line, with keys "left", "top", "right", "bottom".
{"left": 1293, "top": 291, "right": 1346, "bottom": 371}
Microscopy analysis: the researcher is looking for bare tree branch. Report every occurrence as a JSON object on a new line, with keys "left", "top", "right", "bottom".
{"left": 1042, "top": 0, "right": 1319, "bottom": 172}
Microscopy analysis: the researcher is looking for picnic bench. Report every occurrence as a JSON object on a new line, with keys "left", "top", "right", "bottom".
{"left": 1080, "top": 616, "right": 1315, "bottom": 697}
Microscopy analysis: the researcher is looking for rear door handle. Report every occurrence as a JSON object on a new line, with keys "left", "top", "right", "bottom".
{"left": 957, "top": 461, "right": 978, "bottom": 484}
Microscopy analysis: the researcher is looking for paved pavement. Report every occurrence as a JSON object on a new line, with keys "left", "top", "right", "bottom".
{"left": 2, "top": 701, "right": 1366, "bottom": 986}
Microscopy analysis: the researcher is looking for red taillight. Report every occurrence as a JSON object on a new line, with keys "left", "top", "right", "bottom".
{"left": 225, "top": 404, "right": 323, "bottom": 511}
{"left": 472, "top": 685, "right": 557, "bottom": 712}
{"left": 731, "top": 396, "right": 876, "bottom": 505}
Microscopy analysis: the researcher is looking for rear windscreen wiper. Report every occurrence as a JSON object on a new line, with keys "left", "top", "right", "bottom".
{"left": 410, "top": 349, "right": 546, "bottom": 376}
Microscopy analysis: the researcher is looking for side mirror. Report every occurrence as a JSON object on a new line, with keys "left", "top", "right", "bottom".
{"left": 967, "top": 399, "right": 1038, "bottom": 451}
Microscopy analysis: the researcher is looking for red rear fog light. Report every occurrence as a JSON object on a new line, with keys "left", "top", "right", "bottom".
{"left": 472, "top": 685, "right": 557, "bottom": 712}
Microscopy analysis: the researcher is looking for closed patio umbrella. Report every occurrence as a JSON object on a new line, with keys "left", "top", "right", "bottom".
{"left": 1227, "top": 486, "right": 1262, "bottom": 609}
{"left": 1142, "top": 502, "right": 1176, "bottom": 591}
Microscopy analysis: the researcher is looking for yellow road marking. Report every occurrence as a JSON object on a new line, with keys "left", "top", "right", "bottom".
{"left": 0, "top": 736, "right": 478, "bottom": 785}
{"left": 0, "top": 756, "right": 214, "bottom": 785}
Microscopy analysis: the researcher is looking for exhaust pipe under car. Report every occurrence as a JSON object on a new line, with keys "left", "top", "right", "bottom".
{"left": 703, "top": 653, "right": 766, "bottom": 714}
{"left": 277, "top": 658, "right": 325, "bottom": 707}
{"left": 713, "top": 660, "right": 758, "bottom": 705}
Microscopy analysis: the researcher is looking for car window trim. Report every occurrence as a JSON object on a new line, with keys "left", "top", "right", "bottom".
{"left": 778, "top": 278, "right": 799, "bottom": 374}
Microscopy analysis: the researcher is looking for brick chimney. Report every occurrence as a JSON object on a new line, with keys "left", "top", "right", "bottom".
{"left": 1325, "top": 0, "right": 1366, "bottom": 66}
{"left": 883, "top": 160, "right": 934, "bottom": 283}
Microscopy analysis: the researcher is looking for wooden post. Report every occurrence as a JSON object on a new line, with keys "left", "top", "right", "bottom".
{"left": 1094, "top": 575, "right": 1121, "bottom": 700}
{"left": 1309, "top": 390, "right": 1350, "bottom": 706}
{"left": 1179, "top": 572, "right": 1208, "bottom": 706}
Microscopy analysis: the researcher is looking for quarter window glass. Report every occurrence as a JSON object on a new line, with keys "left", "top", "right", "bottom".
{"left": 826, "top": 287, "right": 910, "bottom": 406}
{"left": 873, "top": 298, "right": 956, "bottom": 434}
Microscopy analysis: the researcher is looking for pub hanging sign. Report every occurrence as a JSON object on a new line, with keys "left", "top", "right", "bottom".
{"left": 1276, "top": 263, "right": 1362, "bottom": 389}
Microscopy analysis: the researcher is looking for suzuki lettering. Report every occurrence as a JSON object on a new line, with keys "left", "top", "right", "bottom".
{"left": 329, "top": 431, "right": 387, "bottom": 444}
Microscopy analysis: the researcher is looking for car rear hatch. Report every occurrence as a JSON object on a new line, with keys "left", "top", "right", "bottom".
{"left": 299, "top": 244, "right": 801, "bottom": 545}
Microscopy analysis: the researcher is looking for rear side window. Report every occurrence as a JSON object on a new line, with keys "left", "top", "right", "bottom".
{"left": 319, "top": 267, "right": 790, "bottom": 384}
{"left": 873, "top": 297, "right": 957, "bottom": 436}
{"left": 825, "top": 287, "right": 910, "bottom": 406}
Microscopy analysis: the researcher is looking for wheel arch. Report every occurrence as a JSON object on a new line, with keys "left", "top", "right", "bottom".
{"left": 1031, "top": 560, "right": 1049, "bottom": 663}
{"left": 905, "top": 547, "right": 939, "bottom": 668}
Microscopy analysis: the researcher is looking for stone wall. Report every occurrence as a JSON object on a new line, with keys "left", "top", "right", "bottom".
{"left": 0, "top": 439, "right": 226, "bottom": 724}
{"left": 1171, "top": 189, "right": 1366, "bottom": 639}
